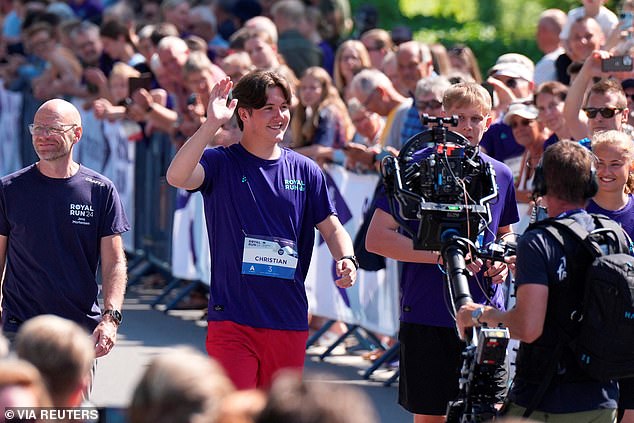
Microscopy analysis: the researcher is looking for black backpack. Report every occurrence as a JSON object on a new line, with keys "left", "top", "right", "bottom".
{"left": 522, "top": 214, "right": 634, "bottom": 418}
{"left": 531, "top": 214, "right": 634, "bottom": 381}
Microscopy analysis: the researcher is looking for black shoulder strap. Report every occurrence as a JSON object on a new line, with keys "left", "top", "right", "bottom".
{"left": 521, "top": 217, "right": 590, "bottom": 419}
{"left": 590, "top": 214, "right": 631, "bottom": 254}
{"left": 537, "top": 215, "right": 630, "bottom": 258}
{"left": 531, "top": 217, "right": 599, "bottom": 256}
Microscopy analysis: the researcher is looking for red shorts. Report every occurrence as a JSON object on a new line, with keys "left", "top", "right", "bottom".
{"left": 206, "top": 320, "right": 308, "bottom": 390}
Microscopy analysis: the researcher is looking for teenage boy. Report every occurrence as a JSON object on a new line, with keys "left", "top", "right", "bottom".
{"left": 166, "top": 71, "right": 357, "bottom": 390}
{"left": 366, "top": 82, "right": 519, "bottom": 423}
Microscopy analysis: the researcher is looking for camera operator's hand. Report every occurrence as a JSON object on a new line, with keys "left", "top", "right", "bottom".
{"left": 456, "top": 303, "right": 484, "bottom": 341}
{"left": 465, "top": 253, "right": 483, "bottom": 275}
{"left": 484, "top": 260, "right": 508, "bottom": 284}
{"left": 505, "top": 255, "right": 516, "bottom": 273}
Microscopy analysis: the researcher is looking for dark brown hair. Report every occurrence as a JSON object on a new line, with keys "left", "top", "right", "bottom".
{"left": 232, "top": 70, "right": 293, "bottom": 130}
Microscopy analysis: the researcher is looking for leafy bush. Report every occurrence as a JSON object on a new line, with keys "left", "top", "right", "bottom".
{"left": 349, "top": 0, "right": 620, "bottom": 75}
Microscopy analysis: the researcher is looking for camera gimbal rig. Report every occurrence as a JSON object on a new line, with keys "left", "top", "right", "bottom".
{"left": 381, "top": 115, "right": 514, "bottom": 423}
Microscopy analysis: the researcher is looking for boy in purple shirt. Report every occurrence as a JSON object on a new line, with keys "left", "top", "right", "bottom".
{"left": 367, "top": 82, "right": 519, "bottom": 422}
{"left": 166, "top": 71, "right": 357, "bottom": 390}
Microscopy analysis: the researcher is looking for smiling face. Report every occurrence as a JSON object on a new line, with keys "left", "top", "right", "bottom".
{"left": 586, "top": 92, "right": 627, "bottom": 133}
{"left": 73, "top": 29, "right": 103, "bottom": 66}
{"left": 594, "top": 142, "right": 633, "bottom": 195}
{"left": 240, "top": 86, "right": 290, "bottom": 145}
{"left": 568, "top": 19, "right": 604, "bottom": 62}
{"left": 31, "top": 102, "right": 82, "bottom": 163}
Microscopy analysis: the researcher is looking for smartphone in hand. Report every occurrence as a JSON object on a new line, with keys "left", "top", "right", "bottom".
{"left": 128, "top": 73, "right": 153, "bottom": 95}
{"left": 601, "top": 55, "right": 633, "bottom": 72}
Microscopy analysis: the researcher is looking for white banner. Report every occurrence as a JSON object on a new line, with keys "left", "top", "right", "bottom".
{"left": 171, "top": 189, "right": 210, "bottom": 285}
{"left": 71, "top": 99, "right": 136, "bottom": 251}
{"left": 0, "top": 82, "right": 23, "bottom": 177}
{"left": 305, "top": 165, "right": 400, "bottom": 337}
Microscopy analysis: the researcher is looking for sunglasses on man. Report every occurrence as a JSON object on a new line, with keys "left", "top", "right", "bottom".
{"left": 582, "top": 107, "right": 624, "bottom": 119}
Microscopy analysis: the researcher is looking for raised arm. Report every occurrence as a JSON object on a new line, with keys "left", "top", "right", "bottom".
{"left": 563, "top": 51, "right": 608, "bottom": 140}
{"left": 166, "top": 77, "right": 237, "bottom": 190}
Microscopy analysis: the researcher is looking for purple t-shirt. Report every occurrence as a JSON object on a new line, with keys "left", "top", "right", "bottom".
{"left": 197, "top": 144, "right": 336, "bottom": 331}
{"left": 0, "top": 165, "right": 129, "bottom": 332}
{"left": 480, "top": 121, "right": 525, "bottom": 162}
{"left": 586, "top": 194, "right": 634, "bottom": 239}
{"left": 376, "top": 150, "right": 519, "bottom": 327}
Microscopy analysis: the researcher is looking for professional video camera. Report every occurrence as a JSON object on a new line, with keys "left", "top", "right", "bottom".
{"left": 380, "top": 115, "right": 515, "bottom": 423}
{"left": 380, "top": 114, "right": 498, "bottom": 251}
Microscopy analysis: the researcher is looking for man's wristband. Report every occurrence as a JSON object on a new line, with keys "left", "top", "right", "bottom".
{"left": 339, "top": 255, "right": 359, "bottom": 270}
{"left": 145, "top": 102, "right": 154, "bottom": 113}
{"left": 471, "top": 306, "right": 486, "bottom": 327}
{"left": 102, "top": 309, "right": 122, "bottom": 326}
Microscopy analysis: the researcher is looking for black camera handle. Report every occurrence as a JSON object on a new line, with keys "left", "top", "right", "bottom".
{"left": 440, "top": 229, "right": 474, "bottom": 310}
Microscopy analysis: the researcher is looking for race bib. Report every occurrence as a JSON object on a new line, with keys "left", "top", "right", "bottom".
{"left": 241, "top": 235, "right": 298, "bottom": 279}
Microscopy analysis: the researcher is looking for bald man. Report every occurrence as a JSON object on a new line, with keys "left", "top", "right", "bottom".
{"left": 0, "top": 99, "right": 129, "bottom": 359}
{"left": 396, "top": 41, "right": 434, "bottom": 95}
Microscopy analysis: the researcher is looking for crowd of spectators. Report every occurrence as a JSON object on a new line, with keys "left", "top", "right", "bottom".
{"left": 0, "top": 317, "right": 379, "bottom": 423}
{"left": 2, "top": 0, "right": 634, "bottom": 421}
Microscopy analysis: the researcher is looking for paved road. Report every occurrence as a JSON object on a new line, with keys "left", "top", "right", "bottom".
{"left": 91, "top": 283, "right": 411, "bottom": 423}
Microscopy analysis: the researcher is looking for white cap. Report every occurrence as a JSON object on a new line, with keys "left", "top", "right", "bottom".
{"left": 490, "top": 53, "right": 535, "bottom": 82}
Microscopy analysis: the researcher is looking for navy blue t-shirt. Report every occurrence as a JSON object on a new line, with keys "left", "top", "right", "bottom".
{"left": 197, "top": 144, "right": 336, "bottom": 331}
{"left": 511, "top": 211, "right": 619, "bottom": 412}
{"left": 0, "top": 165, "right": 129, "bottom": 332}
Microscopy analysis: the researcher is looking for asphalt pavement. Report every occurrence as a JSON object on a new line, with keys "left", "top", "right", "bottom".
{"left": 91, "top": 281, "right": 411, "bottom": 423}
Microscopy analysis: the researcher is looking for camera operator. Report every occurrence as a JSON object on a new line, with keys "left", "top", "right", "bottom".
{"left": 366, "top": 82, "right": 519, "bottom": 423}
{"left": 457, "top": 140, "right": 619, "bottom": 422}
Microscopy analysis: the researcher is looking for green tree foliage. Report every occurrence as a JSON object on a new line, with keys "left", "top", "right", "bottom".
{"left": 349, "top": 0, "right": 621, "bottom": 76}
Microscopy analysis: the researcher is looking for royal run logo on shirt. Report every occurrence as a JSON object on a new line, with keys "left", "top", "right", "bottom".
{"left": 284, "top": 179, "right": 305, "bottom": 191}
{"left": 69, "top": 203, "right": 94, "bottom": 226}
